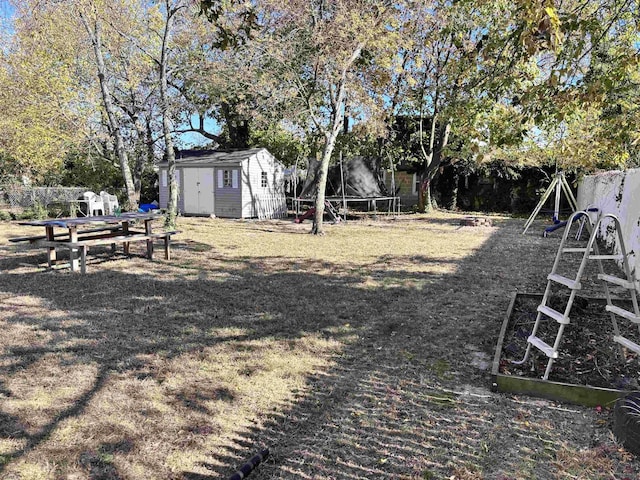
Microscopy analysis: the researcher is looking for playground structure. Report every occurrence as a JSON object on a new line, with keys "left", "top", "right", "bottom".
{"left": 292, "top": 156, "right": 400, "bottom": 222}
{"left": 523, "top": 172, "right": 578, "bottom": 235}
{"left": 294, "top": 200, "right": 342, "bottom": 224}
{"left": 293, "top": 195, "right": 400, "bottom": 223}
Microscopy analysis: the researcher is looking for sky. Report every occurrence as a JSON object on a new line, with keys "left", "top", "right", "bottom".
{"left": 0, "top": 1, "right": 14, "bottom": 34}
{"left": 0, "top": 1, "right": 13, "bottom": 20}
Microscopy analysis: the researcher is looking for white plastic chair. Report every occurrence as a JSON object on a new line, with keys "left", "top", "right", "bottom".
{"left": 100, "top": 191, "right": 119, "bottom": 215}
{"left": 83, "top": 191, "right": 104, "bottom": 216}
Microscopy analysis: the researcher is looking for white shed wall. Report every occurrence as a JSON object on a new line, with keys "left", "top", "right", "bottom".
{"left": 241, "top": 150, "right": 287, "bottom": 219}
{"left": 577, "top": 168, "right": 640, "bottom": 286}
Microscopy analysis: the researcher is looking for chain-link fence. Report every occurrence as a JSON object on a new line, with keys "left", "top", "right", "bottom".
{"left": 0, "top": 186, "right": 88, "bottom": 209}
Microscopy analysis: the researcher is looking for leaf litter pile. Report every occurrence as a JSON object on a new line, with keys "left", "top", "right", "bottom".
{"left": 501, "top": 294, "right": 640, "bottom": 388}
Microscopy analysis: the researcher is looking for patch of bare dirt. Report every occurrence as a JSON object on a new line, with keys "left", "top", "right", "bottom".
{"left": 501, "top": 294, "right": 640, "bottom": 389}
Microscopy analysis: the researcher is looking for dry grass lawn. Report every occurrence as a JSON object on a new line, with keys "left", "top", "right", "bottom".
{"left": 0, "top": 212, "right": 638, "bottom": 479}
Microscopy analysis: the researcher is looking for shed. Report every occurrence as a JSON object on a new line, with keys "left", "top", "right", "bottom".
{"left": 158, "top": 148, "right": 287, "bottom": 219}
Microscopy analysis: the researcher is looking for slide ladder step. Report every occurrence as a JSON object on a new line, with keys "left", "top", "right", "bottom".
{"left": 527, "top": 336, "right": 558, "bottom": 358}
{"left": 537, "top": 305, "right": 570, "bottom": 324}
{"left": 589, "top": 254, "right": 624, "bottom": 261}
{"left": 598, "top": 274, "right": 635, "bottom": 290}
{"left": 613, "top": 336, "right": 640, "bottom": 354}
{"left": 606, "top": 305, "right": 640, "bottom": 323}
{"left": 548, "top": 273, "right": 581, "bottom": 290}
{"left": 563, "top": 247, "right": 593, "bottom": 253}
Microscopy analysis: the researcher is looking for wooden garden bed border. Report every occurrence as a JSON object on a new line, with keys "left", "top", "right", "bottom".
{"left": 491, "top": 291, "right": 628, "bottom": 407}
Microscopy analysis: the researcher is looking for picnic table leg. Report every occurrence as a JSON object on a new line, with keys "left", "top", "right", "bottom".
{"left": 69, "top": 227, "right": 79, "bottom": 272}
{"left": 122, "top": 221, "right": 130, "bottom": 255}
{"left": 46, "top": 226, "right": 56, "bottom": 267}
{"left": 163, "top": 235, "right": 170, "bottom": 260}
{"left": 80, "top": 246, "right": 87, "bottom": 274}
{"left": 145, "top": 219, "right": 154, "bottom": 260}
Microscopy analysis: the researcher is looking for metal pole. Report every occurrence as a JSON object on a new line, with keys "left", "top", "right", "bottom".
{"left": 554, "top": 173, "right": 562, "bottom": 223}
{"left": 560, "top": 173, "right": 578, "bottom": 211}
{"left": 339, "top": 151, "right": 347, "bottom": 221}
{"left": 522, "top": 176, "right": 559, "bottom": 234}
{"left": 390, "top": 156, "right": 397, "bottom": 216}
{"left": 293, "top": 156, "right": 301, "bottom": 220}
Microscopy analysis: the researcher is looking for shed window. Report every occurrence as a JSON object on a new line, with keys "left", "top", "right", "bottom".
{"left": 163, "top": 169, "right": 180, "bottom": 188}
{"left": 218, "top": 169, "right": 239, "bottom": 189}
{"left": 412, "top": 173, "right": 420, "bottom": 195}
{"left": 261, "top": 171, "right": 268, "bottom": 188}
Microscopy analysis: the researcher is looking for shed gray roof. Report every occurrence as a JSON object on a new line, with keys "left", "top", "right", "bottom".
{"left": 159, "top": 148, "right": 268, "bottom": 167}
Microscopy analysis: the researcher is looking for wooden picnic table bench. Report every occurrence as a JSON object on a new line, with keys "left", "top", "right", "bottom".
{"left": 8, "top": 225, "right": 125, "bottom": 244}
{"left": 10, "top": 212, "right": 180, "bottom": 273}
{"left": 68, "top": 230, "right": 180, "bottom": 274}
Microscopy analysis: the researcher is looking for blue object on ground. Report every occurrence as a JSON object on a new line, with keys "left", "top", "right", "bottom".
{"left": 138, "top": 203, "right": 160, "bottom": 213}
{"left": 544, "top": 221, "right": 567, "bottom": 237}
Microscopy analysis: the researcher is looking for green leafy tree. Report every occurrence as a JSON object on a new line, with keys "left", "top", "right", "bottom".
{"left": 0, "top": 2, "right": 87, "bottom": 183}
{"left": 485, "top": 0, "right": 640, "bottom": 174}
{"left": 389, "top": 0, "right": 540, "bottom": 212}
{"left": 6, "top": 0, "right": 164, "bottom": 207}
{"left": 375, "top": 0, "right": 640, "bottom": 211}
{"left": 252, "top": 0, "right": 398, "bottom": 233}
{"left": 170, "top": 0, "right": 264, "bottom": 148}
{"left": 248, "top": 125, "right": 309, "bottom": 167}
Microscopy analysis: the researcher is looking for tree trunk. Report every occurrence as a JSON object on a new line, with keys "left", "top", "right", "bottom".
{"left": 311, "top": 131, "right": 340, "bottom": 234}
{"left": 418, "top": 176, "right": 431, "bottom": 213}
{"left": 79, "top": 7, "right": 138, "bottom": 211}
{"left": 163, "top": 113, "right": 178, "bottom": 229}
{"left": 221, "top": 102, "right": 250, "bottom": 148}
{"left": 161, "top": 1, "right": 178, "bottom": 229}
{"left": 131, "top": 118, "right": 152, "bottom": 200}
{"left": 448, "top": 174, "right": 459, "bottom": 211}
{"left": 311, "top": 43, "right": 364, "bottom": 235}
{"left": 437, "top": 163, "right": 459, "bottom": 210}
{"left": 416, "top": 118, "right": 452, "bottom": 213}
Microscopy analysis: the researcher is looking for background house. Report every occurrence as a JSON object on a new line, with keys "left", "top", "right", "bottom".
{"left": 383, "top": 169, "right": 419, "bottom": 208}
{"left": 158, "top": 148, "right": 287, "bottom": 219}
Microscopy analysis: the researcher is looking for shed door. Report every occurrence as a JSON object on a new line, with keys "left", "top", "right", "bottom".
{"left": 184, "top": 168, "right": 214, "bottom": 214}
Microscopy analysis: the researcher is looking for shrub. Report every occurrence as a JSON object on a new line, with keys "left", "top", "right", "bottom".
{"left": 15, "top": 204, "right": 48, "bottom": 220}
{"left": 15, "top": 209, "right": 36, "bottom": 220}
{"left": 47, "top": 202, "right": 71, "bottom": 218}
{"left": 32, "top": 202, "right": 48, "bottom": 220}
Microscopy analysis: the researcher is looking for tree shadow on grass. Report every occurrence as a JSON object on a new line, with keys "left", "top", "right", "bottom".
{"left": 180, "top": 220, "right": 638, "bottom": 479}
{"left": 0, "top": 218, "right": 635, "bottom": 479}
{"left": 0, "top": 253, "right": 384, "bottom": 477}
{"left": 0, "top": 368, "right": 109, "bottom": 468}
